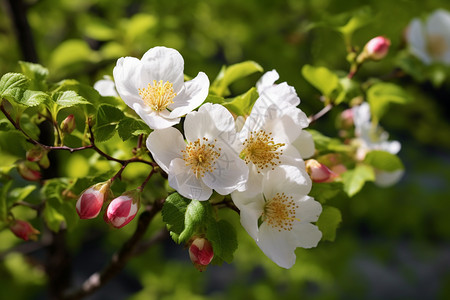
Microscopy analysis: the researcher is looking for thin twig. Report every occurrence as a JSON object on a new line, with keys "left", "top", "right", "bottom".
{"left": 308, "top": 103, "right": 333, "bottom": 124}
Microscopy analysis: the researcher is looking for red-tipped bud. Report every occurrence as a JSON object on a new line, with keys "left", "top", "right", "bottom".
{"left": 364, "top": 36, "right": 391, "bottom": 61}
{"left": 9, "top": 220, "right": 40, "bottom": 241}
{"left": 105, "top": 190, "right": 140, "bottom": 228}
{"left": 189, "top": 237, "right": 214, "bottom": 271}
{"left": 26, "top": 145, "right": 47, "bottom": 162}
{"left": 17, "top": 161, "right": 41, "bottom": 181}
{"left": 60, "top": 114, "right": 76, "bottom": 134}
{"left": 305, "top": 159, "right": 335, "bottom": 183}
{"left": 76, "top": 181, "right": 111, "bottom": 219}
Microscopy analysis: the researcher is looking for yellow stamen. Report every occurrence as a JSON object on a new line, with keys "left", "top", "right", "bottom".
{"left": 240, "top": 130, "right": 285, "bottom": 172}
{"left": 138, "top": 80, "right": 177, "bottom": 111}
{"left": 426, "top": 34, "right": 448, "bottom": 59}
{"left": 181, "top": 137, "right": 221, "bottom": 178}
{"left": 262, "top": 192, "right": 299, "bottom": 232}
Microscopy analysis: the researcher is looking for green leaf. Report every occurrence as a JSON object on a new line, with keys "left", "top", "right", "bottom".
{"left": 367, "top": 82, "right": 412, "bottom": 122}
{"left": 337, "top": 7, "right": 372, "bottom": 38}
{"left": 52, "top": 79, "right": 101, "bottom": 107}
{"left": 19, "top": 61, "right": 49, "bottom": 91}
{"left": 301, "top": 65, "right": 339, "bottom": 97}
{"left": 94, "top": 104, "right": 125, "bottom": 142}
{"left": 162, "top": 192, "right": 190, "bottom": 243}
{"left": 43, "top": 204, "right": 66, "bottom": 232}
{"left": 308, "top": 129, "right": 351, "bottom": 154}
{"left": 211, "top": 61, "right": 263, "bottom": 96}
{"left": 50, "top": 39, "right": 97, "bottom": 72}
{"left": 52, "top": 90, "right": 90, "bottom": 108}
{"left": 178, "top": 200, "right": 210, "bottom": 243}
{"left": 0, "top": 73, "right": 28, "bottom": 102}
{"left": 364, "top": 150, "right": 404, "bottom": 172}
{"left": 117, "top": 117, "right": 150, "bottom": 141}
{"left": 0, "top": 181, "right": 12, "bottom": 222}
{"left": 342, "top": 164, "right": 375, "bottom": 197}
{"left": 206, "top": 219, "right": 238, "bottom": 264}
{"left": 16, "top": 90, "right": 49, "bottom": 107}
{"left": 309, "top": 182, "right": 344, "bottom": 204}
{"left": 316, "top": 205, "right": 342, "bottom": 242}
{"left": 205, "top": 94, "right": 226, "bottom": 105}
{"left": 8, "top": 185, "right": 37, "bottom": 206}
{"left": 222, "top": 87, "right": 259, "bottom": 116}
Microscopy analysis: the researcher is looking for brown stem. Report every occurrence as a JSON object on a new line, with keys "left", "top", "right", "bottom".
{"left": 62, "top": 201, "right": 163, "bottom": 300}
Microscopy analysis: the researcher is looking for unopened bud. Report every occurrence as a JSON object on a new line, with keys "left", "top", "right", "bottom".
{"left": 305, "top": 159, "right": 335, "bottom": 183}
{"left": 363, "top": 36, "right": 391, "bottom": 61}
{"left": 189, "top": 237, "right": 214, "bottom": 271}
{"left": 9, "top": 220, "right": 40, "bottom": 241}
{"left": 60, "top": 114, "right": 76, "bottom": 134}
{"left": 76, "top": 181, "right": 111, "bottom": 219}
{"left": 17, "top": 161, "right": 41, "bottom": 181}
{"left": 105, "top": 190, "right": 140, "bottom": 228}
{"left": 339, "top": 108, "right": 354, "bottom": 129}
{"left": 26, "top": 145, "right": 47, "bottom": 162}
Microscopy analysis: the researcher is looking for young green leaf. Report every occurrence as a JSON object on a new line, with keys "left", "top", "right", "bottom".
{"left": 364, "top": 150, "right": 404, "bottom": 172}
{"left": 93, "top": 104, "right": 125, "bottom": 142}
{"left": 162, "top": 192, "right": 190, "bottom": 243}
{"left": 52, "top": 91, "right": 90, "bottom": 108}
{"left": 211, "top": 61, "right": 263, "bottom": 96}
{"left": 301, "top": 65, "right": 340, "bottom": 97}
{"left": 0, "top": 73, "right": 28, "bottom": 103}
{"left": 117, "top": 117, "right": 151, "bottom": 141}
{"left": 367, "top": 82, "right": 412, "bottom": 122}
{"left": 178, "top": 200, "right": 211, "bottom": 243}
{"left": 206, "top": 219, "right": 238, "bottom": 264}
{"left": 309, "top": 182, "right": 344, "bottom": 204}
{"left": 222, "top": 87, "right": 259, "bottom": 117}
{"left": 0, "top": 181, "right": 12, "bottom": 222}
{"left": 316, "top": 205, "right": 342, "bottom": 242}
{"left": 19, "top": 61, "right": 49, "bottom": 91}
{"left": 342, "top": 164, "right": 375, "bottom": 197}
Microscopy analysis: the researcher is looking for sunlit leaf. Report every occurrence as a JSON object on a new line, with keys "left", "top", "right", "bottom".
{"left": 367, "top": 82, "right": 412, "bottom": 122}
{"left": 206, "top": 219, "right": 238, "bottom": 264}
{"left": 211, "top": 61, "right": 263, "bottom": 96}
{"left": 342, "top": 164, "right": 375, "bottom": 197}
{"left": 364, "top": 150, "right": 404, "bottom": 172}
{"left": 302, "top": 65, "right": 340, "bottom": 97}
{"left": 317, "top": 205, "right": 342, "bottom": 242}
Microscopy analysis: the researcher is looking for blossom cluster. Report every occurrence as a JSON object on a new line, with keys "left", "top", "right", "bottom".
{"left": 110, "top": 46, "right": 322, "bottom": 268}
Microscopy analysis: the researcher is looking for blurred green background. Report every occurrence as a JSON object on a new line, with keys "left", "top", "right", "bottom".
{"left": 1, "top": 0, "right": 450, "bottom": 299}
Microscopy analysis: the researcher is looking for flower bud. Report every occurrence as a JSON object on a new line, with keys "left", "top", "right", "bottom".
{"left": 9, "top": 220, "right": 40, "bottom": 241}
{"left": 305, "top": 159, "right": 335, "bottom": 183}
{"left": 338, "top": 108, "right": 354, "bottom": 129}
{"left": 17, "top": 161, "right": 41, "bottom": 181}
{"left": 363, "top": 36, "right": 391, "bottom": 61}
{"left": 76, "top": 181, "right": 111, "bottom": 219}
{"left": 189, "top": 237, "right": 214, "bottom": 271}
{"left": 60, "top": 114, "right": 76, "bottom": 134}
{"left": 105, "top": 190, "right": 140, "bottom": 228}
{"left": 26, "top": 145, "right": 47, "bottom": 162}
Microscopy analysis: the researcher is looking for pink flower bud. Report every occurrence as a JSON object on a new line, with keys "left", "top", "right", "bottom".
{"left": 189, "top": 237, "right": 214, "bottom": 271}
{"left": 26, "top": 145, "right": 47, "bottom": 162}
{"left": 17, "top": 161, "right": 41, "bottom": 181}
{"left": 364, "top": 36, "right": 391, "bottom": 60}
{"left": 105, "top": 190, "right": 140, "bottom": 228}
{"left": 60, "top": 114, "right": 76, "bottom": 134}
{"left": 9, "top": 220, "right": 40, "bottom": 241}
{"left": 76, "top": 181, "right": 111, "bottom": 219}
{"left": 339, "top": 108, "right": 354, "bottom": 129}
{"left": 305, "top": 159, "right": 335, "bottom": 183}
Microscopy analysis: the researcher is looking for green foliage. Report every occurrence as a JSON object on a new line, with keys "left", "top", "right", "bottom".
{"left": 309, "top": 182, "right": 345, "bottom": 204}
{"left": 222, "top": 87, "right": 259, "bottom": 117}
{"left": 342, "top": 164, "right": 375, "bottom": 197}
{"left": 364, "top": 150, "right": 404, "bottom": 172}
{"left": 317, "top": 205, "right": 342, "bottom": 242}
{"left": 0, "top": 73, "right": 29, "bottom": 103}
{"left": 93, "top": 104, "right": 124, "bottom": 142}
{"left": 367, "top": 82, "right": 412, "bottom": 122}
{"left": 301, "top": 65, "right": 340, "bottom": 98}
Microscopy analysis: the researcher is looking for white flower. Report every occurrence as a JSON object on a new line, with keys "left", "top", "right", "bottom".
{"left": 352, "top": 102, "right": 404, "bottom": 186}
{"left": 232, "top": 165, "right": 322, "bottom": 269}
{"left": 146, "top": 103, "right": 248, "bottom": 200}
{"left": 113, "top": 46, "right": 209, "bottom": 129}
{"left": 93, "top": 76, "right": 118, "bottom": 97}
{"left": 406, "top": 9, "right": 450, "bottom": 65}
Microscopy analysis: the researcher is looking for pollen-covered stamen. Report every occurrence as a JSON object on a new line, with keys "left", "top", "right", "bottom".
{"left": 427, "top": 35, "right": 448, "bottom": 59}
{"left": 138, "top": 80, "right": 177, "bottom": 112}
{"left": 240, "top": 130, "right": 285, "bottom": 172}
{"left": 262, "top": 192, "right": 299, "bottom": 232}
{"left": 181, "top": 138, "right": 221, "bottom": 178}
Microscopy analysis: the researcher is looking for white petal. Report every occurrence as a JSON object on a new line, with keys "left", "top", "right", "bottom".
{"left": 257, "top": 224, "right": 298, "bottom": 269}
{"left": 146, "top": 127, "right": 185, "bottom": 173}
{"left": 241, "top": 165, "right": 264, "bottom": 196}
{"left": 113, "top": 56, "right": 144, "bottom": 108}
{"left": 140, "top": 47, "right": 185, "bottom": 92}
{"left": 184, "top": 103, "right": 236, "bottom": 142}
{"left": 293, "top": 130, "right": 315, "bottom": 159}
{"left": 295, "top": 196, "right": 322, "bottom": 223}
{"left": 375, "top": 169, "right": 404, "bottom": 187}
{"left": 168, "top": 72, "right": 210, "bottom": 118}
{"left": 94, "top": 76, "right": 118, "bottom": 97}
{"left": 291, "top": 222, "right": 322, "bottom": 249}
{"left": 263, "top": 165, "right": 312, "bottom": 199}
{"left": 168, "top": 158, "right": 212, "bottom": 201}
{"left": 256, "top": 69, "right": 279, "bottom": 93}
{"left": 231, "top": 192, "right": 264, "bottom": 240}
{"left": 407, "top": 19, "right": 432, "bottom": 64}
{"left": 134, "top": 103, "right": 180, "bottom": 130}
{"left": 202, "top": 144, "right": 248, "bottom": 195}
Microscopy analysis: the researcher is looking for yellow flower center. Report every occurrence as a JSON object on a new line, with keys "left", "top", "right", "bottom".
{"left": 426, "top": 34, "right": 448, "bottom": 59}
{"left": 138, "top": 80, "right": 177, "bottom": 112}
{"left": 182, "top": 138, "right": 221, "bottom": 178}
{"left": 263, "top": 192, "right": 299, "bottom": 232}
{"left": 240, "top": 130, "right": 285, "bottom": 172}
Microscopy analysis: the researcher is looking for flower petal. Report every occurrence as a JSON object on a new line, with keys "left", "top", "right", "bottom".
{"left": 113, "top": 56, "right": 144, "bottom": 107}
{"left": 295, "top": 195, "right": 322, "bottom": 223}
{"left": 257, "top": 224, "right": 298, "bottom": 269}
{"left": 231, "top": 192, "right": 264, "bottom": 240}
{"left": 375, "top": 169, "right": 404, "bottom": 187}
{"left": 293, "top": 130, "right": 315, "bottom": 159}
{"left": 256, "top": 69, "right": 279, "bottom": 93}
{"left": 263, "top": 165, "right": 312, "bottom": 200}
{"left": 168, "top": 158, "right": 213, "bottom": 201}
{"left": 291, "top": 222, "right": 322, "bottom": 249}
{"left": 146, "top": 127, "right": 185, "bottom": 173}
{"left": 133, "top": 103, "right": 181, "bottom": 130}
{"left": 168, "top": 72, "right": 210, "bottom": 118}
{"left": 140, "top": 46, "right": 185, "bottom": 92}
